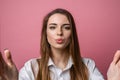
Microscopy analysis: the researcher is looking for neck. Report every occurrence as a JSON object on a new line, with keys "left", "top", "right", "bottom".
{"left": 51, "top": 47, "right": 69, "bottom": 70}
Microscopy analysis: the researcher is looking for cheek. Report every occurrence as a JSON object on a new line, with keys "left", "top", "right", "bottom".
{"left": 65, "top": 32, "right": 71, "bottom": 40}
{"left": 47, "top": 31, "right": 55, "bottom": 44}
{"left": 64, "top": 32, "right": 71, "bottom": 45}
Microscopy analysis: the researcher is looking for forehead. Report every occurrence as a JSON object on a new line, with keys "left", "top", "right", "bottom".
{"left": 48, "top": 13, "right": 70, "bottom": 24}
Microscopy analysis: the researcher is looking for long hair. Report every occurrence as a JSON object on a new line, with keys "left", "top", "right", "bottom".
{"left": 37, "top": 8, "right": 88, "bottom": 80}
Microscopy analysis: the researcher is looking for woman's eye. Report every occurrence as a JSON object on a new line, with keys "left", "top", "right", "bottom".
{"left": 64, "top": 26, "right": 71, "bottom": 30}
{"left": 49, "top": 26, "right": 56, "bottom": 29}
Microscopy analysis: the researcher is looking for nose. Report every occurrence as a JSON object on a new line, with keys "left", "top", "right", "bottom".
{"left": 57, "top": 27, "right": 63, "bottom": 36}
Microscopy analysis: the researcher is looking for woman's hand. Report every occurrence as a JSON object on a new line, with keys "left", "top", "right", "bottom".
{"left": 107, "top": 50, "right": 120, "bottom": 80}
{"left": 0, "top": 50, "right": 18, "bottom": 80}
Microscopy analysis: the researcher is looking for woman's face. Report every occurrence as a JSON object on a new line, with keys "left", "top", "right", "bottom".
{"left": 47, "top": 13, "right": 71, "bottom": 50}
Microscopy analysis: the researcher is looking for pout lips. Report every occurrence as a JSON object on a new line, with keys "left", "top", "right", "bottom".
{"left": 56, "top": 39, "right": 64, "bottom": 44}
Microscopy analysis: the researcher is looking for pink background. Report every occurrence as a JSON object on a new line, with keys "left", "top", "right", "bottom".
{"left": 0, "top": 0, "right": 120, "bottom": 79}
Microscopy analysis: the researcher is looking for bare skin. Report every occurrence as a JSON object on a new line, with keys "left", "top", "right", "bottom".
{"left": 0, "top": 50, "right": 18, "bottom": 80}
{"left": 107, "top": 50, "right": 120, "bottom": 80}
{"left": 46, "top": 13, "right": 71, "bottom": 70}
{"left": 0, "top": 49, "right": 120, "bottom": 80}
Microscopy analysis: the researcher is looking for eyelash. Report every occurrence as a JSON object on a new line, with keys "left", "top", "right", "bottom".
{"left": 48, "top": 26, "right": 71, "bottom": 30}
{"left": 64, "top": 26, "right": 71, "bottom": 30}
{"left": 49, "top": 26, "right": 56, "bottom": 29}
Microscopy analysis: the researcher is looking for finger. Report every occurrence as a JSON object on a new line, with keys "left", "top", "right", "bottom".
{"left": 112, "top": 50, "right": 120, "bottom": 64}
{"left": 117, "top": 60, "right": 120, "bottom": 68}
{"left": 0, "top": 51, "right": 7, "bottom": 68}
{"left": 0, "top": 52, "right": 7, "bottom": 75}
{"left": 4, "top": 50, "right": 14, "bottom": 67}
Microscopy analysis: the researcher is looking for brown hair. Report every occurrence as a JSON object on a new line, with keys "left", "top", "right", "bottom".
{"left": 37, "top": 8, "right": 88, "bottom": 80}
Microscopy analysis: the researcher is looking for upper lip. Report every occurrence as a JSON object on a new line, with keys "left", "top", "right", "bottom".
{"left": 56, "top": 38, "right": 64, "bottom": 42}
{"left": 56, "top": 38, "right": 64, "bottom": 41}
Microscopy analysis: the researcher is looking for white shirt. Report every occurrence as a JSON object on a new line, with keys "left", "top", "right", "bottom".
{"left": 19, "top": 57, "right": 104, "bottom": 80}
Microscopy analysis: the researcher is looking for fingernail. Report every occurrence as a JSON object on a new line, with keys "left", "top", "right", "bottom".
{"left": 4, "top": 48, "right": 10, "bottom": 53}
{"left": 4, "top": 48, "right": 8, "bottom": 51}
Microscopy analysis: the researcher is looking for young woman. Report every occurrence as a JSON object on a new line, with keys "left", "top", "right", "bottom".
{"left": 0, "top": 8, "right": 120, "bottom": 80}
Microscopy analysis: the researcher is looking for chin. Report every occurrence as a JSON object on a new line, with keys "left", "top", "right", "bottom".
{"left": 54, "top": 45, "right": 67, "bottom": 49}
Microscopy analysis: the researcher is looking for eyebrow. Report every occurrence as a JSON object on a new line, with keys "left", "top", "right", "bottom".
{"left": 48, "top": 23, "right": 57, "bottom": 25}
{"left": 62, "top": 24, "right": 70, "bottom": 26}
{"left": 48, "top": 23, "right": 70, "bottom": 26}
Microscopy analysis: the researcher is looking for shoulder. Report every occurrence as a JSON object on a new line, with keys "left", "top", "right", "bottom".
{"left": 19, "top": 58, "right": 40, "bottom": 72}
{"left": 82, "top": 58, "right": 104, "bottom": 80}
{"left": 24, "top": 58, "right": 40, "bottom": 66}
{"left": 22, "top": 58, "right": 40, "bottom": 73}
{"left": 82, "top": 58, "right": 96, "bottom": 66}
{"left": 19, "top": 58, "right": 40, "bottom": 79}
{"left": 82, "top": 58, "right": 96, "bottom": 72}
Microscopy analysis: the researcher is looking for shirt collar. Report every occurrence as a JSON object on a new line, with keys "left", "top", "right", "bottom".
{"left": 48, "top": 56, "right": 74, "bottom": 70}
{"left": 48, "top": 57, "right": 55, "bottom": 66}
